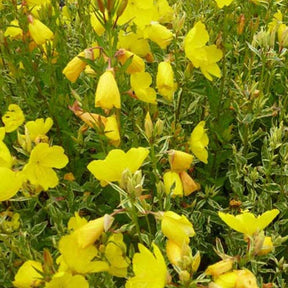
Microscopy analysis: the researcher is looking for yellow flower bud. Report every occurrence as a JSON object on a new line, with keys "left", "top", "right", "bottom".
{"left": 95, "top": 70, "right": 121, "bottom": 110}
{"left": 168, "top": 150, "right": 193, "bottom": 172}
{"left": 166, "top": 240, "right": 182, "bottom": 265}
{"left": 144, "top": 112, "right": 153, "bottom": 139}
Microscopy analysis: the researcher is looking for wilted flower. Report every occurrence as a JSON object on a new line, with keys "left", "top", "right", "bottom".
{"left": 168, "top": 150, "right": 193, "bottom": 172}
{"left": 126, "top": 243, "right": 167, "bottom": 288}
{"left": 190, "top": 121, "right": 209, "bottom": 164}
{"left": 206, "top": 259, "right": 234, "bottom": 277}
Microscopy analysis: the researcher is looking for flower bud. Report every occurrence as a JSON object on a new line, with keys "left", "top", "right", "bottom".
{"left": 144, "top": 112, "right": 153, "bottom": 139}
{"left": 163, "top": 171, "right": 183, "bottom": 197}
{"left": 205, "top": 259, "right": 234, "bottom": 277}
{"left": 117, "top": 0, "right": 128, "bottom": 18}
{"left": 257, "top": 236, "right": 274, "bottom": 256}
{"left": 155, "top": 118, "right": 164, "bottom": 136}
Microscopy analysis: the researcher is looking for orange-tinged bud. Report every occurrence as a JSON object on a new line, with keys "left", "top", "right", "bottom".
{"left": 63, "top": 172, "right": 75, "bottom": 181}
{"left": 28, "top": 15, "right": 53, "bottom": 45}
{"left": 168, "top": 150, "right": 193, "bottom": 172}
{"left": 237, "top": 14, "right": 245, "bottom": 35}
{"left": 95, "top": 70, "right": 121, "bottom": 110}
{"left": 117, "top": 0, "right": 128, "bottom": 17}
{"left": 179, "top": 171, "right": 200, "bottom": 196}
{"left": 205, "top": 259, "right": 234, "bottom": 277}
{"left": 96, "top": 0, "right": 105, "bottom": 13}
{"left": 116, "top": 49, "right": 145, "bottom": 74}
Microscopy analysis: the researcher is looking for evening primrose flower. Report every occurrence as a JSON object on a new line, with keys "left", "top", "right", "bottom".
{"left": 25, "top": 117, "right": 53, "bottom": 143}
{"left": 126, "top": 243, "right": 167, "bottom": 288}
{"left": 95, "top": 70, "right": 121, "bottom": 110}
{"left": 0, "top": 128, "right": 13, "bottom": 168}
{"left": 4, "top": 19, "right": 23, "bottom": 39}
{"left": 179, "top": 171, "right": 200, "bottom": 196}
{"left": 87, "top": 147, "right": 149, "bottom": 186}
{"left": 161, "top": 211, "right": 195, "bottom": 246}
{"left": 214, "top": 0, "right": 233, "bottom": 8}
{"left": 163, "top": 171, "right": 183, "bottom": 197}
{"left": 130, "top": 72, "right": 157, "bottom": 104}
{"left": 156, "top": 61, "right": 177, "bottom": 101}
{"left": 23, "top": 143, "right": 69, "bottom": 191}
{"left": 190, "top": 121, "right": 209, "bottom": 164}
{"left": 116, "top": 49, "right": 145, "bottom": 74}
{"left": 144, "top": 22, "right": 173, "bottom": 49}
{"left": 105, "top": 233, "right": 130, "bottom": 277}
{"left": 13, "top": 260, "right": 43, "bottom": 288}
{"left": 2, "top": 104, "right": 25, "bottom": 133}
{"left": 218, "top": 209, "right": 279, "bottom": 236}
{"left": 45, "top": 272, "right": 89, "bottom": 288}
{"left": 184, "top": 21, "right": 223, "bottom": 81}
{"left": 62, "top": 51, "right": 87, "bottom": 83}
{"left": 0, "top": 168, "right": 23, "bottom": 201}
{"left": 28, "top": 15, "right": 53, "bottom": 45}
{"left": 58, "top": 233, "right": 109, "bottom": 274}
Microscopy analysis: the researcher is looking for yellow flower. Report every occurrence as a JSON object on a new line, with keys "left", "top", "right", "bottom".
{"left": 73, "top": 214, "right": 114, "bottom": 248}
{"left": 156, "top": 61, "right": 177, "bottom": 101}
{"left": 58, "top": 233, "right": 109, "bottom": 274}
{"left": 88, "top": 147, "right": 149, "bottom": 186}
{"left": 126, "top": 243, "right": 167, "bottom": 288}
{"left": 90, "top": 12, "right": 105, "bottom": 36}
{"left": 4, "top": 19, "right": 23, "bottom": 39}
{"left": 218, "top": 209, "right": 279, "bottom": 236}
{"left": 234, "top": 269, "right": 258, "bottom": 288}
{"left": 168, "top": 150, "right": 193, "bottom": 172}
{"left": 105, "top": 233, "right": 130, "bottom": 277}
{"left": 163, "top": 171, "right": 183, "bottom": 197}
{"left": 211, "top": 270, "right": 238, "bottom": 288}
{"left": 154, "top": 0, "right": 174, "bottom": 23}
{"left": 206, "top": 259, "right": 234, "bottom": 277}
{"left": 161, "top": 211, "right": 195, "bottom": 246}
{"left": 0, "top": 128, "right": 13, "bottom": 168}
{"left": 45, "top": 272, "right": 89, "bottom": 288}
{"left": 0, "top": 168, "right": 23, "bottom": 201}
{"left": 2, "top": 104, "right": 25, "bottom": 133}
{"left": 23, "top": 143, "right": 69, "bottom": 191}
{"left": 62, "top": 52, "right": 87, "bottom": 83}
{"left": 28, "top": 15, "right": 54, "bottom": 45}
{"left": 117, "top": 30, "right": 152, "bottom": 59}
{"left": 130, "top": 72, "right": 157, "bottom": 104}
{"left": 118, "top": 0, "right": 155, "bottom": 29}
{"left": 25, "top": 117, "right": 53, "bottom": 143}
{"left": 95, "top": 70, "right": 121, "bottom": 110}
{"left": 68, "top": 212, "right": 88, "bottom": 231}
{"left": 104, "top": 114, "right": 121, "bottom": 147}
{"left": 214, "top": 0, "right": 234, "bottom": 8}
{"left": 190, "top": 121, "right": 209, "bottom": 164}
{"left": 13, "top": 260, "right": 43, "bottom": 288}
{"left": 116, "top": 49, "right": 145, "bottom": 74}
{"left": 184, "top": 21, "right": 223, "bottom": 81}
{"left": 144, "top": 22, "right": 173, "bottom": 49}
{"left": 257, "top": 236, "right": 274, "bottom": 256}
